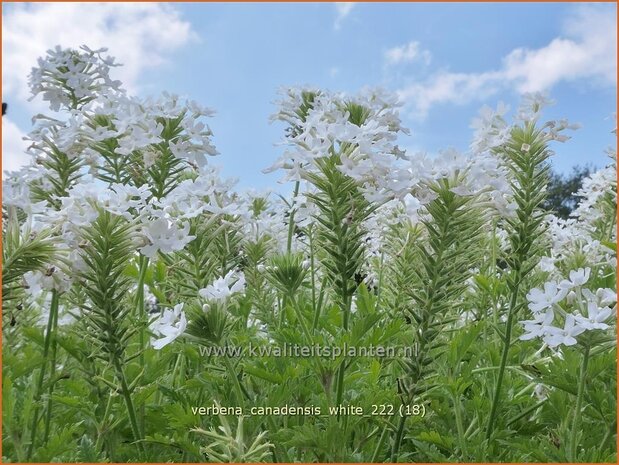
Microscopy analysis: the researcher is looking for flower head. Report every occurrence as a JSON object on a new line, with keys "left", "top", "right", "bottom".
{"left": 526, "top": 281, "right": 568, "bottom": 313}
{"left": 149, "top": 303, "right": 187, "bottom": 350}
{"left": 199, "top": 270, "right": 246, "bottom": 303}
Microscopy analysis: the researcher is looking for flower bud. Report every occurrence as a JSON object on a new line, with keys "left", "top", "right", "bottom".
{"left": 566, "top": 290, "right": 577, "bottom": 305}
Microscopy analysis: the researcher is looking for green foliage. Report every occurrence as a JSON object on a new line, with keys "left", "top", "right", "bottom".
{"left": 77, "top": 209, "right": 138, "bottom": 365}
{"left": 192, "top": 413, "right": 273, "bottom": 462}
{"left": 391, "top": 177, "right": 483, "bottom": 461}
{"left": 485, "top": 121, "right": 553, "bottom": 445}
{"left": 401, "top": 179, "right": 483, "bottom": 396}
{"left": 75, "top": 209, "right": 145, "bottom": 451}
{"left": 3, "top": 88, "right": 616, "bottom": 464}
{"left": 2, "top": 209, "right": 56, "bottom": 308}
{"left": 266, "top": 253, "right": 307, "bottom": 297}
{"left": 306, "top": 155, "right": 374, "bottom": 324}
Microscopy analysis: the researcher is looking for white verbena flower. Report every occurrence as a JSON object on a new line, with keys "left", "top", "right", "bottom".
{"left": 139, "top": 215, "right": 195, "bottom": 257}
{"left": 558, "top": 267, "right": 591, "bottom": 290}
{"left": 520, "top": 308, "right": 555, "bottom": 341}
{"left": 543, "top": 314, "right": 585, "bottom": 348}
{"left": 149, "top": 303, "right": 187, "bottom": 350}
{"left": 199, "top": 270, "right": 246, "bottom": 303}
{"left": 537, "top": 256, "right": 556, "bottom": 273}
{"left": 23, "top": 267, "right": 72, "bottom": 296}
{"left": 575, "top": 301, "right": 613, "bottom": 331}
{"left": 596, "top": 288, "right": 617, "bottom": 307}
{"left": 526, "top": 281, "right": 568, "bottom": 313}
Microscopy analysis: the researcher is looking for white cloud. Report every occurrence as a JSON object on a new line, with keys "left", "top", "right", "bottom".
{"left": 385, "top": 41, "right": 431, "bottom": 66}
{"left": 2, "top": 118, "right": 31, "bottom": 176}
{"left": 329, "top": 67, "right": 340, "bottom": 78}
{"left": 503, "top": 5, "right": 616, "bottom": 93}
{"left": 2, "top": 2, "right": 196, "bottom": 106}
{"left": 334, "top": 3, "right": 355, "bottom": 30}
{"left": 397, "top": 4, "right": 617, "bottom": 119}
{"left": 398, "top": 71, "right": 501, "bottom": 119}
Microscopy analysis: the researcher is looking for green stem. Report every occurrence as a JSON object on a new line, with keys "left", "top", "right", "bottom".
{"left": 135, "top": 255, "right": 149, "bottom": 435}
{"left": 335, "top": 363, "right": 346, "bottom": 408}
{"left": 371, "top": 424, "right": 389, "bottom": 463}
{"left": 391, "top": 192, "right": 453, "bottom": 461}
{"left": 485, "top": 275, "right": 521, "bottom": 443}
{"left": 171, "top": 352, "right": 184, "bottom": 389}
{"left": 135, "top": 255, "right": 149, "bottom": 317}
{"left": 308, "top": 227, "right": 318, "bottom": 329}
{"left": 112, "top": 358, "right": 144, "bottom": 454}
{"left": 223, "top": 357, "right": 246, "bottom": 409}
{"left": 390, "top": 415, "right": 407, "bottom": 462}
{"left": 505, "top": 398, "right": 547, "bottom": 427}
{"left": 312, "top": 276, "right": 328, "bottom": 331}
{"left": 374, "top": 252, "right": 385, "bottom": 311}
{"left": 452, "top": 391, "right": 468, "bottom": 458}
{"left": 26, "top": 289, "right": 59, "bottom": 460}
{"left": 341, "top": 288, "right": 351, "bottom": 331}
{"left": 569, "top": 345, "right": 590, "bottom": 461}
{"left": 471, "top": 365, "right": 521, "bottom": 374}
{"left": 464, "top": 416, "right": 478, "bottom": 439}
{"left": 94, "top": 392, "right": 115, "bottom": 454}
{"left": 599, "top": 420, "right": 616, "bottom": 452}
{"left": 266, "top": 416, "right": 282, "bottom": 462}
{"left": 43, "top": 297, "right": 60, "bottom": 444}
{"left": 334, "top": 294, "right": 352, "bottom": 409}
{"left": 289, "top": 294, "right": 312, "bottom": 343}
{"left": 286, "top": 181, "right": 300, "bottom": 253}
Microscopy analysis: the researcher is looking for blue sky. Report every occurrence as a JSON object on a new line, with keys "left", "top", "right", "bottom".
{"left": 3, "top": 2, "right": 617, "bottom": 190}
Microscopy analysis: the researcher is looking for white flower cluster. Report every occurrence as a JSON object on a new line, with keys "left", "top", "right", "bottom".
{"left": 541, "top": 150, "right": 617, "bottom": 274}
{"left": 90, "top": 92, "right": 218, "bottom": 168}
{"left": 571, "top": 159, "right": 617, "bottom": 225}
{"left": 520, "top": 268, "right": 616, "bottom": 348}
{"left": 268, "top": 88, "right": 523, "bottom": 230}
{"left": 404, "top": 149, "right": 516, "bottom": 217}
{"left": 29, "top": 45, "right": 122, "bottom": 112}
{"left": 159, "top": 166, "right": 241, "bottom": 220}
{"left": 267, "top": 87, "right": 410, "bottom": 202}
{"left": 12, "top": 44, "right": 243, "bottom": 264}
{"left": 470, "top": 101, "right": 511, "bottom": 155}
{"left": 471, "top": 92, "right": 580, "bottom": 154}
{"left": 240, "top": 193, "right": 291, "bottom": 253}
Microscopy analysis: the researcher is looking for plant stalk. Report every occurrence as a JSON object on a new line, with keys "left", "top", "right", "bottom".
{"left": 43, "top": 296, "right": 60, "bottom": 444}
{"left": 112, "top": 358, "right": 144, "bottom": 454}
{"left": 390, "top": 415, "right": 407, "bottom": 462}
{"left": 568, "top": 345, "right": 590, "bottom": 461}
{"left": 223, "top": 357, "right": 246, "bottom": 409}
{"left": 286, "top": 180, "right": 300, "bottom": 253}
{"left": 27, "top": 289, "right": 59, "bottom": 460}
{"left": 453, "top": 391, "right": 468, "bottom": 458}
{"left": 135, "top": 254, "right": 149, "bottom": 435}
{"left": 485, "top": 275, "right": 521, "bottom": 442}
